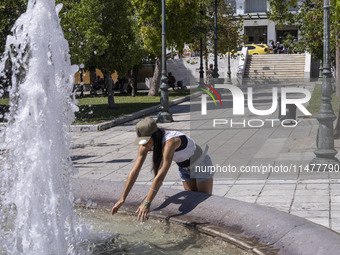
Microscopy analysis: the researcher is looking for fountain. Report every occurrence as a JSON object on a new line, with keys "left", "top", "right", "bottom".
{"left": 2, "top": 1, "right": 340, "bottom": 255}
{"left": 0, "top": 2, "right": 251, "bottom": 254}
{"left": 0, "top": 0, "right": 86, "bottom": 254}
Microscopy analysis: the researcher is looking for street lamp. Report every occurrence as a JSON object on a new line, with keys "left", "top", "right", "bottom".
{"left": 199, "top": 5, "right": 204, "bottom": 81}
{"left": 212, "top": 0, "right": 219, "bottom": 78}
{"left": 226, "top": 47, "right": 232, "bottom": 84}
{"left": 157, "top": 0, "right": 173, "bottom": 123}
{"left": 310, "top": 0, "right": 339, "bottom": 169}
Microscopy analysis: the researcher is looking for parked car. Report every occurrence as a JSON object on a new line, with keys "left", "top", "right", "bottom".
{"left": 232, "top": 44, "right": 270, "bottom": 55}
{"left": 256, "top": 43, "right": 273, "bottom": 54}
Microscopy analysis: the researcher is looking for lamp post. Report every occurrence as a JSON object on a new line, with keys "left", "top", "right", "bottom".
{"left": 157, "top": 0, "right": 173, "bottom": 123}
{"left": 310, "top": 0, "right": 339, "bottom": 169}
{"left": 226, "top": 47, "right": 232, "bottom": 84}
{"left": 212, "top": 0, "right": 219, "bottom": 78}
{"left": 199, "top": 6, "right": 204, "bottom": 81}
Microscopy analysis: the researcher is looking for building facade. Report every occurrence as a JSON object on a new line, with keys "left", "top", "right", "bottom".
{"left": 228, "top": 0, "right": 298, "bottom": 44}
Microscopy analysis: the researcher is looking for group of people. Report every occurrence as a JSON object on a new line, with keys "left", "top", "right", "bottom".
{"left": 167, "top": 72, "right": 184, "bottom": 90}
{"left": 271, "top": 40, "right": 284, "bottom": 54}
{"left": 89, "top": 76, "right": 128, "bottom": 97}
{"left": 270, "top": 39, "right": 299, "bottom": 54}
{"left": 90, "top": 76, "right": 107, "bottom": 97}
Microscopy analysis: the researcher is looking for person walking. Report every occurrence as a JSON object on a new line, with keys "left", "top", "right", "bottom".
{"left": 111, "top": 117, "right": 214, "bottom": 222}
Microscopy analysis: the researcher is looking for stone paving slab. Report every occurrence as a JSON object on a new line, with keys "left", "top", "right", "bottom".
{"left": 70, "top": 82, "right": 340, "bottom": 232}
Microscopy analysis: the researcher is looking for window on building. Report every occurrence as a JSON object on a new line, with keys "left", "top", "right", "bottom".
{"left": 245, "top": 26, "right": 267, "bottom": 44}
{"left": 245, "top": 0, "right": 267, "bottom": 13}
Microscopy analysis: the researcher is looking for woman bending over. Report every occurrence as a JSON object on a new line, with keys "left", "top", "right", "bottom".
{"left": 111, "top": 117, "right": 213, "bottom": 222}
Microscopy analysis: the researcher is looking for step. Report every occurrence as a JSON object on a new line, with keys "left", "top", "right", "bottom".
{"left": 244, "top": 54, "right": 306, "bottom": 80}
{"left": 244, "top": 72, "right": 305, "bottom": 74}
{"left": 247, "top": 59, "right": 305, "bottom": 62}
{"left": 245, "top": 68, "right": 305, "bottom": 72}
{"left": 247, "top": 59, "right": 304, "bottom": 63}
{"left": 247, "top": 55, "right": 305, "bottom": 58}
{"left": 248, "top": 54, "right": 305, "bottom": 58}
{"left": 245, "top": 66, "right": 305, "bottom": 69}
{"left": 244, "top": 75, "right": 305, "bottom": 78}
{"left": 247, "top": 61, "right": 305, "bottom": 63}
{"left": 242, "top": 78, "right": 308, "bottom": 85}
{"left": 245, "top": 70, "right": 305, "bottom": 73}
{"left": 246, "top": 68, "right": 305, "bottom": 70}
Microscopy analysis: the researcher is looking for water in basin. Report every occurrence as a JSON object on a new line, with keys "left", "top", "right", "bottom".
{"left": 77, "top": 208, "right": 252, "bottom": 255}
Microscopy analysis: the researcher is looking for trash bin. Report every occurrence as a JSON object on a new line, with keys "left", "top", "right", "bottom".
{"left": 278, "top": 96, "right": 297, "bottom": 121}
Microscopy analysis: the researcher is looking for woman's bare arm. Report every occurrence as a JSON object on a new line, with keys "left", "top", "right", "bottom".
{"left": 136, "top": 137, "right": 181, "bottom": 222}
{"left": 111, "top": 145, "right": 149, "bottom": 215}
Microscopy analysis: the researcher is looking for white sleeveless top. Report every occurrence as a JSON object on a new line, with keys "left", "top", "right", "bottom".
{"left": 162, "top": 130, "right": 196, "bottom": 163}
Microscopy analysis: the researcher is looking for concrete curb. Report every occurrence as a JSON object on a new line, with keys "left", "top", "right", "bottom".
{"left": 70, "top": 92, "right": 200, "bottom": 132}
{"left": 72, "top": 178, "right": 340, "bottom": 255}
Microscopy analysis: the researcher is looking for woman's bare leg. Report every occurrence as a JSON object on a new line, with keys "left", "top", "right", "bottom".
{"left": 196, "top": 178, "right": 213, "bottom": 194}
{"left": 182, "top": 180, "right": 197, "bottom": 191}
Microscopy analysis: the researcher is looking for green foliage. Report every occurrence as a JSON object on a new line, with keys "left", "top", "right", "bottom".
{"left": 216, "top": 1, "right": 246, "bottom": 55}
{"left": 0, "top": 0, "right": 27, "bottom": 55}
{"left": 57, "top": 0, "right": 145, "bottom": 76}
{"left": 267, "top": 0, "right": 338, "bottom": 61}
{"left": 1, "top": 0, "right": 145, "bottom": 77}
{"left": 56, "top": 0, "right": 110, "bottom": 68}
{"left": 187, "top": 0, "right": 245, "bottom": 60}
{"left": 133, "top": 0, "right": 201, "bottom": 56}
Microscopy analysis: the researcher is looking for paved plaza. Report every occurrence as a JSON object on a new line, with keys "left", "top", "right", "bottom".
{"left": 71, "top": 83, "right": 340, "bottom": 233}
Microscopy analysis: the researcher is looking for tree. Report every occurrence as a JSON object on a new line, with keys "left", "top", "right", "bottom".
{"left": 267, "top": 0, "right": 326, "bottom": 60}
{"left": 0, "top": 0, "right": 27, "bottom": 55}
{"left": 216, "top": 1, "right": 245, "bottom": 58}
{"left": 267, "top": 0, "right": 339, "bottom": 63}
{"left": 133, "top": 0, "right": 201, "bottom": 96}
{"left": 0, "top": 0, "right": 27, "bottom": 93}
{"left": 187, "top": 1, "right": 245, "bottom": 75}
{"left": 58, "top": 0, "right": 145, "bottom": 107}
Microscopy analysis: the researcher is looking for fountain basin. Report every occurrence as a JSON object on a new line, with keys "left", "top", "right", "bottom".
{"left": 73, "top": 178, "right": 340, "bottom": 255}
{"left": 77, "top": 208, "right": 252, "bottom": 254}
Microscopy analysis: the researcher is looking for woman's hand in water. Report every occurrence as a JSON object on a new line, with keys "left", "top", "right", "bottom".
{"left": 111, "top": 199, "right": 124, "bottom": 215}
{"left": 136, "top": 204, "right": 150, "bottom": 222}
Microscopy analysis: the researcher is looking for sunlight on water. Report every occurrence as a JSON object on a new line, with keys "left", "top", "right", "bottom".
{"left": 76, "top": 208, "right": 252, "bottom": 255}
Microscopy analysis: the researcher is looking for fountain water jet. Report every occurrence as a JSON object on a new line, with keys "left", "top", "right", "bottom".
{"left": 0, "top": 0, "right": 86, "bottom": 254}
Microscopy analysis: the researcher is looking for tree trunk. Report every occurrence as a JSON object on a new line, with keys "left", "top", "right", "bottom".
{"left": 133, "top": 67, "right": 138, "bottom": 96}
{"left": 90, "top": 68, "right": 96, "bottom": 85}
{"left": 79, "top": 69, "right": 84, "bottom": 97}
{"left": 105, "top": 71, "right": 115, "bottom": 109}
{"left": 128, "top": 69, "right": 134, "bottom": 97}
{"left": 336, "top": 34, "right": 340, "bottom": 97}
{"left": 148, "top": 57, "right": 161, "bottom": 96}
{"left": 128, "top": 67, "right": 139, "bottom": 97}
{"left": 334, "top": 35, "right": 340, "bottom": 138}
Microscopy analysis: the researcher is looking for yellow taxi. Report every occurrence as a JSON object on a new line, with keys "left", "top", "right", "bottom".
{"left": 236, "top": 44, "right": 270, "bottom": 55}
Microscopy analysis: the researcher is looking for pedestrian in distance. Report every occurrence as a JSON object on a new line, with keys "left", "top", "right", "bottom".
{"left": 207, "top": 64, "right": 214, "bottom": 78}
{"left": 167, "top": 72, "right": 176, "bottom": 90}
{"left": 111, "top": 117, "right": 214, "bottom": 222}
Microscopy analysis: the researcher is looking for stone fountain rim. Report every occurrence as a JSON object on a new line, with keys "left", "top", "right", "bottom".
{"left": 72, "top": 178, "right": 340, "bottom": 255}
